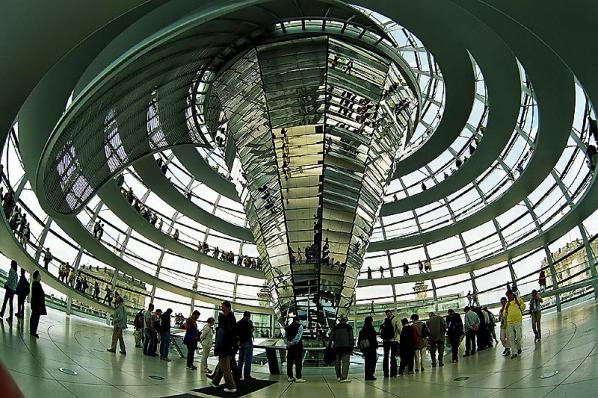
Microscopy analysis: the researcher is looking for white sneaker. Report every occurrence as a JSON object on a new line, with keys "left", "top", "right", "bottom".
{"left": 295, "top": 378, "right": 307, "bottom": 383}
{"left": 287, "top": 377, "right": 295, "bottom": 382}
{"left": 340, "top": 379, "right": 351, "bottom": 383}
{"left": 223, "top": 388, "right": 237, "bottom": 393}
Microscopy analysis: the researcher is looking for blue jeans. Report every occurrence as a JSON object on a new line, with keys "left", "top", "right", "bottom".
{"left": 160, "top": 331, "right": 170, "bottom": 359}
{"left": 237, "top": 340, "right": 253, "bottom": 379}
{"left": 144, "top": 329, "right": 156, "bottom": 355}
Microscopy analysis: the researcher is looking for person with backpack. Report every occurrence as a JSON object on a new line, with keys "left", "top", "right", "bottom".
{"left": 358, "top": 316, "right": 378, "bottom": 380}
{"left": 330, "top": 316, "right": 354, "bottom": 382}
{"left": 15, "top": 268, "right": 30, "bottom": 319}
{"left": 426, "top": 312, "right": 446, "bottom": 367}
{"left": 380, "top": 309, "right": 401, "bottom": 377}
{"left": 183, "top": 310, "right": 201, "bottom": 370}
{"left": 143, "top": 303, "right": 156, "bottom": 356}
{"left": 463, "top": 306, "right": 480, "bottom": 357}
{"left": 446, "top": 309, "right": 463, "bottom": 363}
{"left": 398, "top": 318, "right": 415, "bottom": 375}
{"left": 410, "top": 314, "right": 429, "bottom": 372}
{"left": 133, "top": 309, "right": 144, "bottom": 348}
{"left": 236, "top": 311, "right": 255, "bottom": 381}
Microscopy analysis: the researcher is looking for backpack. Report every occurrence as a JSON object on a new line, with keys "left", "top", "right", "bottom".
{"left": 380, "top": 318, "right": 394, "bottom": 340}
{"left": 134, "top": 311, "right": 144, "bottom": 329}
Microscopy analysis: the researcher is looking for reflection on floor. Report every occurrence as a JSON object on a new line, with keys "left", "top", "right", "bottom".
{"left": 0, "top": 293, "right": 597, "bottom": 397}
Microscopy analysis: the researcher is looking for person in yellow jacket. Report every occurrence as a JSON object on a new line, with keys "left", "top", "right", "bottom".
{"left": 504, "top": 290, "right": 526, "bottom": 359}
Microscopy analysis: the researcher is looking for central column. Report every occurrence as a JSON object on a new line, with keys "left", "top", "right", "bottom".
{"left": 212, "top": 36, "right": 415, "bottom": 336}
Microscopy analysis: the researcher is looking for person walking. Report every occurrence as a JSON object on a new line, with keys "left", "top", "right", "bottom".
{"left": 463, "top": 306, "right": 480, "bottom": 357}
{"left": 200, "top": 317, "right": 215, "bottom": 373}
{"left": 15, "top": 268, "right": 30, "bottom": 319}
{"left": 398, "top": 318, "right": 415, "bottom": 375}
{"left": 160, "top": 308, "right": 173, "bottom": 361}
{"left": 183, "top": 310, "right": 201, "bottom": 370}
{"left": 446, "top": 309, "right": 463, "bottom": 363}
{"left": 284, "top": 316, "right": 307, "bottom": 383}
{"left": 358, "top": 316, "right": 378, "bottom": 380}
{"left": 529, "top": 290, "right": 543, "bottom": 342}
{"left": 505, "top": 290, "right": 526, "bottom": 358}
{"left": 410, "top": 314, "right": 429, "bottom": 372}
{"left": 426, "top": 312, "right": 447, "bottom": 367}
{"left": 143, "top": 303, "right": 156, "bottom": 356}
{"left": 107, "top": 295, "right": 127, "bottom": 354}
{"left": 498, "top": 297, "right": 510, "bottom": 356}
{"left": 380, "top": 309, "right": 401, "bottom": 377}
{"left": 0, "top": 260, "right": 18, "bottom": 324}
{"left": 133, "top": 309, "right": 144, "bottom": 348}
{"left": 236, "top": 311, "right": 255, "bottom": 381}
{"left": 29, "top": 271, "right": 46, "bottom": 338}
{"left": 330, "top": 316, "right": 354, "bottom": 382}
{"left": 212, "top": 301, "right": 237, "bottom": 393}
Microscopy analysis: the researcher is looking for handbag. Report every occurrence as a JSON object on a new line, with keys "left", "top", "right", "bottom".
{"left": 359, "top": 338, "right": 370, "bottom": 350}
{"left": 323, "top": 341, "right": 335, "bottom": 365}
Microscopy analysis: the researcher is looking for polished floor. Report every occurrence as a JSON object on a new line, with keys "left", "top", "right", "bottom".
{"left": 1, "top": 296, "right": 597, "bottom": 397}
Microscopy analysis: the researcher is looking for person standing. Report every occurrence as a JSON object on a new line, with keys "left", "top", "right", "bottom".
{"left": 1, "top": 260, "right": 18, "bottom": 324}
{"left": 284, "top": 316, "right": 307, "bottom": 383}
{"left": 15, "top": 268, "right": 30, "bottom": 319}
{"left": 538, "top": 270, "right": 547, "bottom": 292}
{"left": 529, "top": 290, "right": 543, "bottom": 342}
{"left": 426, "top": 312, "right": 447, "bottom": 367}
{"left": 43, "top": 248, "right": 52, "bottom": 270}
{"left": 498, "top": 297, "right": 510, "bottom": 356}
{"left": 29, "top": 271, "right": 46, "bottom": 338}
{"left": 398, "top": 318, "right": 415, "bottom": 375}
{"left": 410, "top": 314, "right": 428, "bottom": 372}
{"left": 505, "top": 290, "right": 526, "bottom": 358}
{"left": 237, "top": 311, "right": 255, "bottom": 381}
{"left": 183, "top": 310, "right": 201, "bottom": 370}
{"left": 212, "top": 301, "right": 237, "bottom": 393}
{"left": 483, "top": 306, "right": 498, "bottom": 345}
{"left": 160, "top": 308, "right": 173, "bottom": 361}
{"left": 446, "top": 309, "right": 463, "bottom": 363}
{"left": 200, "top": 317, "right": 215, "bottom": 373}
{"left": 133, "top": 309, "right": 144, "bottom": 348}
{"left": 358, "top": 316, "right": 378, "bottom": 380}
{"left": 330, "top": 316, "right": 354, "bottom": 382}
{"left": 143, "top": 303, "right": 156, "bottom": 356}
{"left": 93, "top": 282, "right": 100, "bottom": 301}
{"left": 463, "top": 306, "right": 480, "bottom": 357}
{"left": 380, "top": 309, "right": 401, "bottom": 377}
{"left": 107, "top": 295, "right": 127, "bottom": 354}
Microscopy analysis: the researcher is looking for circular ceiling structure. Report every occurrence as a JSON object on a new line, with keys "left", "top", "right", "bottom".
{"left": 1, "top": 0, "right": 598, "bottom": 330}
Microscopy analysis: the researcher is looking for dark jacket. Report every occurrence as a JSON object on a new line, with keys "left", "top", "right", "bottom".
{"left": 446, "top": 313, "right": 464, "bottom": 339}
{"left": 331, "top": 323, "right": 354, "bottom": 353}
{"left": 214, "top": 312, "right": 237, "bottom": 357}
{"left": 399, "top": 325, "right": 415, "bottom": 355}
{"left": 16, "top": 275, "right": 30, "bottom": 298}
{"left": 30, "top": 281, "right": 46, "bottom": 315}
{"left": 358, "top": 324, "right": 379, "bottom": 351}
{"left": 160, "top": 312, "right": 171, "bottom": 333}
